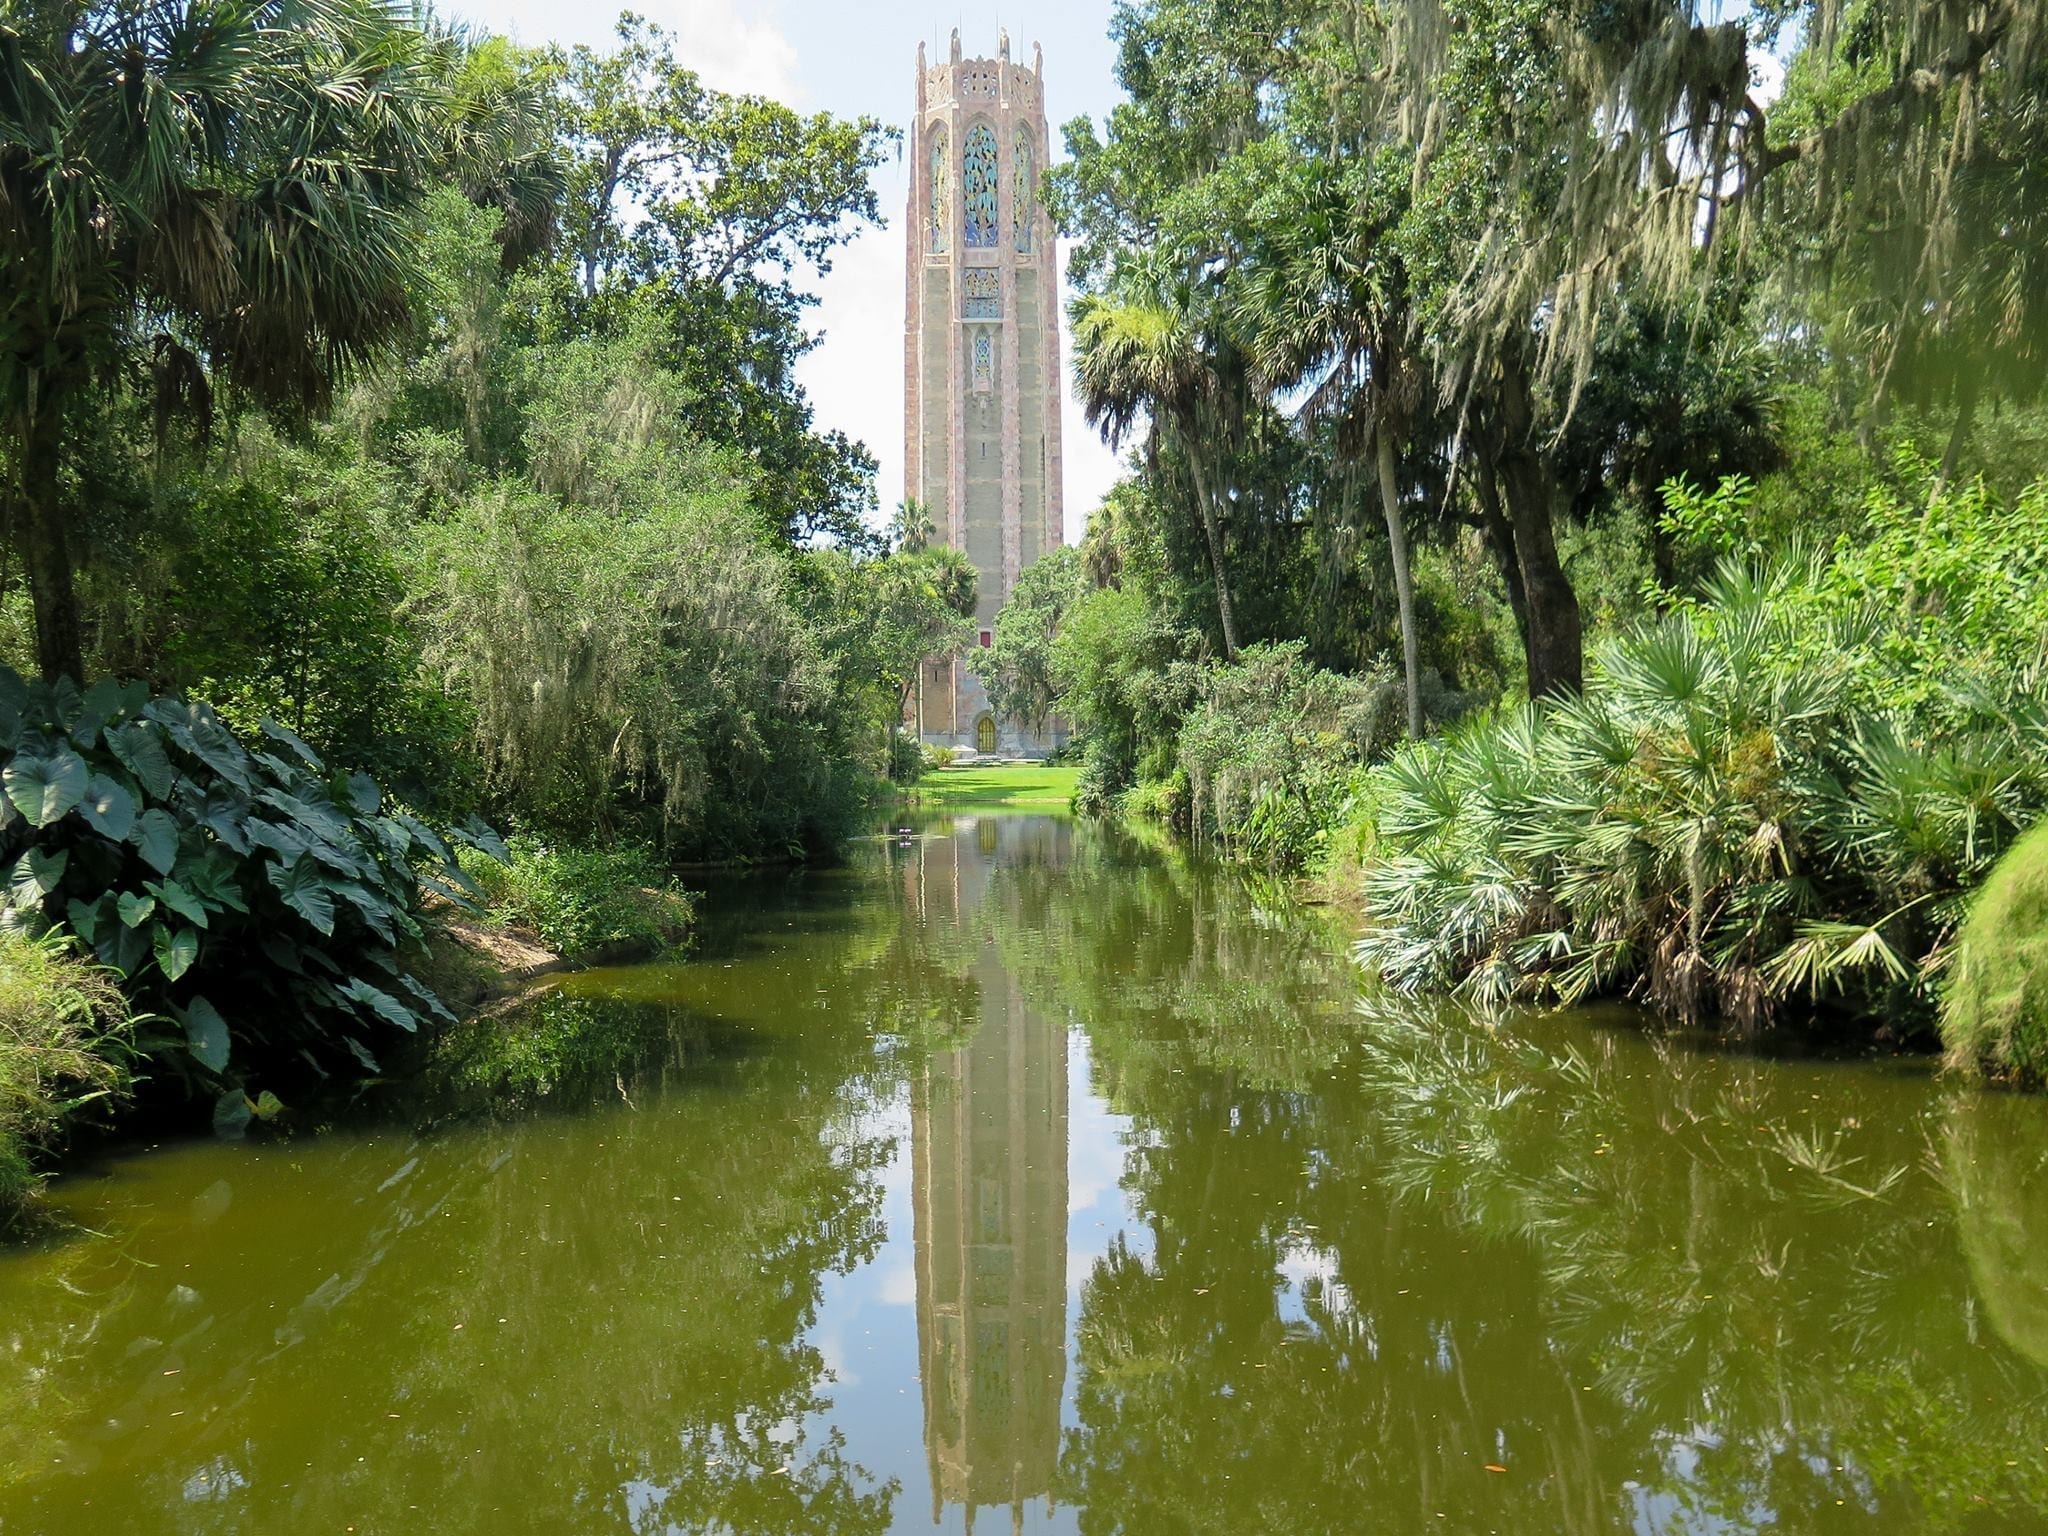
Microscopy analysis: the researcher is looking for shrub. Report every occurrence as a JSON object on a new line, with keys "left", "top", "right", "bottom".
{"left": 0, "top": 930, "right": 131, "bottom": 1221}
{"left": 142, "top": 445, "right": 471, "bottom": 811}
{"left": 406, "top": 479, "right": 867, "bottom": 859}
{"left": 460, "top": 838, "right": 693, "bottom": 960}
{"left": 887, "top": 731, "right": 923, "bottom": 786}
{"left": 1354, "top": 549, "right": 2048, "bottom": 1029}
{"left": 0, "top": 670, "right": 494, "bottom": 1105}
{"left": 1942, "top": 820, "right": 2048, "bottom": 1082}
{"left": 1049, "top": 583, "right": 1202, "bottom": 802}
{"left": 1174, "top": 643, "right": 1408, "bottom": 871}
{"left": 921, "top": 743, "right": 958, "bottom": 772}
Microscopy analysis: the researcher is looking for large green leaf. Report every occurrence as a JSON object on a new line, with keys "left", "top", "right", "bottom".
{"left": 118, "top": 891, "right": 157, "bottom": 928}
{"left": 246, "top": 820, "right": 311, "bottom": 861}
{"left": 66, "top": 894, "right": 107, "bottom": 945}
{"left": 260, "top": 719, "right": 325, "bottom": 771}
{"left": 304, "top": 840, "right": 367, "bottom": 880}
{"left": 332, "top": 881, "right": 397, "bottom": 944}
{"left": 457, "top": 816, "right": 511, "bottom": 863}
{"left": 341, "top": 977, "right": 418, "bottom": 1032}
{"left": 259, "top": 931, "right": 305, "bottom": 974}
{"left": 154, "top": 925, "right": 199, "bottom": 982}
{"left": 187, "top": 713, "right": 252, "bottom": 790}
{"left": 8, "top": 847, "right": 67, "bottom": 907}
{"left": 79, "top": 773, "right": 137, "bottom": 841}
{"left": 181, "top": 853, "right": 248, "bottom": 914}
{"left": 95, "top": 918, "right": 148, "bottom": 978}
{"left": 145, "top": 877, "right": 210, "bottom": 929}
{"left": 133, "top": 808, "right": 180, "bottom": 874}
{"left": 259, "top": 788, "right": 353, "bottom": 844}
{"left": 212, "top": 1089, "right": 252, "bottom": 1140}
{"left": 197, "top": 785, "right": 253, "bottom": 853}
{"left": 344, "top": 772, "right": 381, "bottom": 816}
{"left": 23, "top": 678, "right": 83, "bottom": 737}
{"left": 5, "top": 750, "right": 88, "bottom": 826}
{"left": 268, "top": 855, "right": 336, "bottom": 935}
{"left": 398, "top": 972, "right": 458, "bottom": 1024}
{"left": 182, "top": 997, "right": 231, "bottom": 1073}
{"left": 74, "top": 677, "right": 139, "bottom": 747}
{"left": 105, "top": 721, "right": 174, "bottom": 800}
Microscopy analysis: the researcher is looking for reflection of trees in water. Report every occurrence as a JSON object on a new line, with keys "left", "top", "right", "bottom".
{"left": 0, "top": 908, "right": 924, "bottom": 1534}
{"left": 1345, "top": 1007, "right": 2048, "bottom": 1529}
{"left": 1005, "top": 824, "right": 2048, "bottom": 1533}
{"left": 992, "top": 823, "right": 1359, "bottom": 1100}
{"left": 1947, "top": 1093, "right": 2048, "bottom": 1370}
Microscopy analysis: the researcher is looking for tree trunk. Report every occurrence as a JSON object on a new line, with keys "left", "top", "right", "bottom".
{"left": 1935, "top": 371, "right": 1981, "bottom": 495}
{"left": 15, "top": 404, "right": 83, "bottom": 683}
{"left": 1183, "top": 448, "right": 1240, "bottom": 662}
{"left": 1374, "top": 432, "right": 1423, "bottom": 737}
{"left": 1473, "top": 457, "right": 1531, "bottom": 656}
{"left": 1498, "top": 448, "right": 1582, "bottom": 698}
{"left": 1493, "top": 362, "right": 1583, "bottom": 697}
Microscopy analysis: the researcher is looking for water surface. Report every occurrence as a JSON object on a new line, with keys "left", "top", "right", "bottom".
{"left": 4, "top": 814, "right": 2048, "bottom": 1534}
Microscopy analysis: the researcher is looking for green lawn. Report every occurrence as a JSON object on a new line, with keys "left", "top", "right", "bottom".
{"left": 908, "top": 764, "right": 1079, "bottom": 810}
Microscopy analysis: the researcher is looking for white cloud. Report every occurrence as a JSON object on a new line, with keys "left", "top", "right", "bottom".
{"left": 652, "top": 0, "right": 801, "bottom": 101}
{"left": 480, "top": 0, "right": 797, "bottom": 99}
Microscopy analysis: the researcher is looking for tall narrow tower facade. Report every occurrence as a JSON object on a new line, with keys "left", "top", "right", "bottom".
{"left": 907, "top": 31, "right": 1067, "bottom": 758}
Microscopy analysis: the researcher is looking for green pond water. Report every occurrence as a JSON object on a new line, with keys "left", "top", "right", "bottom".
{"left": 5, "top": 813, "right": 2048, "bottom": 1534}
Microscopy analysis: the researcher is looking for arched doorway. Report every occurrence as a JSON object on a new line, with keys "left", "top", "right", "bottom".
{"left": 976, "top": 714, "right": 997, "bottom": 754}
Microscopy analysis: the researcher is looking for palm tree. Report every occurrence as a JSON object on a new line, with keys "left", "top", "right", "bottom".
{"left": 430, "top": 29, "right": 568, "bottom": 272}
{"left": 891, "top": 498, "right": 936, "bottom": 554}
{"left": 1230, "top": 161, "right": 1425, "bottom": 738}
{"left": 1071, "top": 272, "right": 1241, "bottom": 662}
{"left": 0, "top": 1, "right": 481, "bottom": 680}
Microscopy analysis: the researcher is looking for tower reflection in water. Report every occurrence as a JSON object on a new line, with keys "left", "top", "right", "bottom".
{"left": 905, "top": 817, "right": 1069, "bottom": 1533}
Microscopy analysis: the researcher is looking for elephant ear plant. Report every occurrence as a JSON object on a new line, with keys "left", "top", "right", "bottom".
{"left": 0, "top": 669, "right": 503, "bottom": 1130}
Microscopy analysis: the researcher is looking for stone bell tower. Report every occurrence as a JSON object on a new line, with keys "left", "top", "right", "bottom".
{"left": 906, "top": 30, "right": 1067, "bottom": 758}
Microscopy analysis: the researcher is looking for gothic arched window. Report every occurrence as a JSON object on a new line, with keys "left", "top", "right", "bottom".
{"left": 963, "top": 122, "right": 998, "bottom": 248}
{"left": 928, "top": 126, "right": 950, "bottom": 253}
{"left": 1012, "top": 129, "right": 1034, "bottom": 252}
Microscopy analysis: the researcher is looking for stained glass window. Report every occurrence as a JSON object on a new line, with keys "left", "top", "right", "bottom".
{"left": 1012, "top": 130, "right": 1034, "bottom": 252}
{"left": 963, "top": 269, "right": 1000, "bottom": 318}
{"left": 963, "top": 123, "right": 998, "bottom": 248}
{"left": 972, "top": 330, "right": 994, "bottom": 393}
{"left": 928, "top": 127, "right": 949, "bottom": 254}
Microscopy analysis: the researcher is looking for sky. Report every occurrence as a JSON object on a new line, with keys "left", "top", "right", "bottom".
{"left": 452, "top": 0, "right": 1132, "bottom": 545}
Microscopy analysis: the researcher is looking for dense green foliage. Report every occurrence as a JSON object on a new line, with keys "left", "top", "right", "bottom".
{"left": 0, "top": 7, "right": 976, "bottom": 1162}
{"left": 461, "top": 839, "right": 694, "bottom": 961}
{"left": 1351, "top": 469, "right": 2048, "bottom": 1033}
{"left": 1943, "top": 822, "right": 2048, "bottom": 1082}
{"left": 1013, "top": 0, "right": 2048, "bottom": 1048}
{"left": 1173, "top": 644, "right": 1404, "bottom": 868}
{"left": 0, "top": 668, "right": 491, "bottom": 1097}
{"left": 0, "top": 929, "right": 128, "bottom": 1222}
{"left": 0, "top": 0, "right": 558, "bottom": 682}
